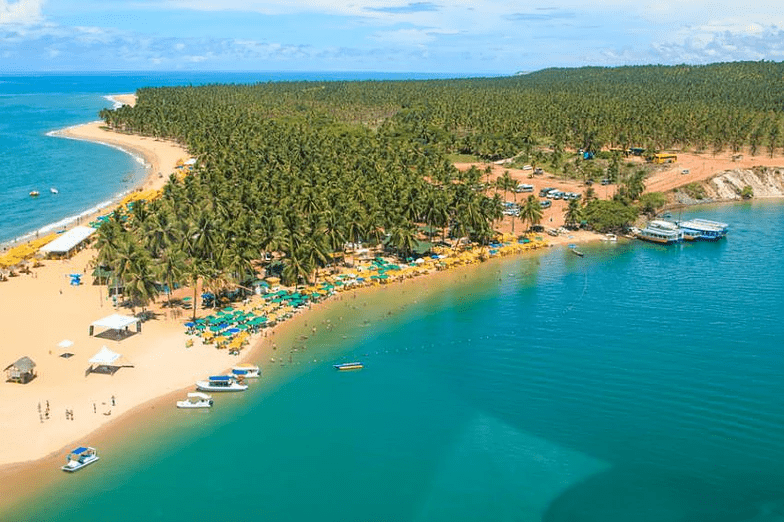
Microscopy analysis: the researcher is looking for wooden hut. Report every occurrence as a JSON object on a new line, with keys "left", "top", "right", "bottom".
{"left": 4, "top": 356, "right": 37, "bottom": 384}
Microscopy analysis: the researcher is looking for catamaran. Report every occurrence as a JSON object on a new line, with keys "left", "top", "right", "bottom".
{"left": 177, "top": 392, "right": 214, "bottom": 408}
{"left": 196, "top": 375, "right": 248, "bottom": 392}
{"left": 61, "top": 446, "right": 99, "bottom": 472}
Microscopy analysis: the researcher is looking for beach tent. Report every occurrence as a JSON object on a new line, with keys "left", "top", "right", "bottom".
{"left": 39, "top": 226, "right": 95, "bottom": 258}
{"left": 89, "top": 313, "right": 141, "bottom": 339}
{"left": 86, "top": 346, "right": 132, "bottom": 375}
{"left": 4, "top": 356, "right": 37, "bottom": 384}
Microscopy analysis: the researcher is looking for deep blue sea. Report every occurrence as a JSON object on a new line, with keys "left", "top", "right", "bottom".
{"left": 0, "top": 72, "right": 461, "bottom": 246}
{"left": 4, "top": 201, "right": 784, "bottom": 521}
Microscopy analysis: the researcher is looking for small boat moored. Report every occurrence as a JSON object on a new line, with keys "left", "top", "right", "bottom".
{"left": 61, "top": 446, "right": 99, "bottom": 472}
{"left": 195, "top": 375, "right": 248, "bottom": 392}
{"left": 50, "top": 187, "right": 59, "bottom": 194}
{"left": 334, "top": 362, "right": 363, "bottom": 371}
{"left": 177, "top": 392, "right": 213, "bottom": 408}
{"left": 29, "top": 190, "right": 40, "bottom": 197}
{"left": 231, "top": 363, "right": 260, "bottom": 378}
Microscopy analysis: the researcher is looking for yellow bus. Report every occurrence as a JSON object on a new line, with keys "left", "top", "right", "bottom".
{"left": 652, "top": 153, "right": 677, "bottom": 164}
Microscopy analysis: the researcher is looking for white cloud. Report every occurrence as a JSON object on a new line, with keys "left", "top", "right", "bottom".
{"left": 0, "top": 0, "right": 43, "bottom": 25}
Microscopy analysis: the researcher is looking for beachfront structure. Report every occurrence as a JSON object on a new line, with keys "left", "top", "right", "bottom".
{"left": 89, "top": 313, "right": 141, "bottom": 339}
{"left": 86, "top": 346, "right": 133, "bottom": 375}
{"left": 39, "top": 226, "right": 95, "bottom": 259}
{"left": 4, "top": 356, "right": 37, "bottom": 384}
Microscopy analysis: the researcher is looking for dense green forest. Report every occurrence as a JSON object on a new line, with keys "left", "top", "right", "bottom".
{"left": 97, "top": 61, "right": 784, "bottom": 308}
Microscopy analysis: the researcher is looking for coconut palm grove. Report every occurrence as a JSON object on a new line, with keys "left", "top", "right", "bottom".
{"left": 95, "top": 61, "right": 784, "bottom": 310}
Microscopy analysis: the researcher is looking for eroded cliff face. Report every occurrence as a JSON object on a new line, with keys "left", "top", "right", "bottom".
{"left": 709, "top": 167, "right": 784, "bottom": 199}
{"left": 672, "top": 166, "right": 784, "bottom": 205}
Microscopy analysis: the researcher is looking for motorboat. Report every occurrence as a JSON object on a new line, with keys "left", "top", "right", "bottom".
{"left": 29, "top": 190, "right": 40, "bottom": 197}
{"left": 231, "top": 363, "right": 260, "bottom": 378}
{"left": 176, "top": 392, "right": 213, "bottom": 408}
{"left": 334, "top": 362, "right": 363, "bottom": 371}
{"left": 61, "top": 446, "right": 99, "bottom": 472}
{"left": 195, "top": 375, "right": 248, "bottom": 392}
{"left": 50, "top": 187, "right": 59, "bottom": 194}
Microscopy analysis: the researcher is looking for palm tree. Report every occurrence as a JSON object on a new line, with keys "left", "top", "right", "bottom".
{"left": 563, "top": 199, "right": 582, "bottom": 229}
{"left": 520, "top": 195, "right": 543, "bottom": 231}
{"left": 157, "top": 246, "right": 185, "bottom": 310}
{"left": 388, "top": 220, "right": 419, "bottom": 261}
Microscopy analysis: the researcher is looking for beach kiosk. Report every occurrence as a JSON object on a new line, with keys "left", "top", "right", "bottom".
{"left": 86, "top": 346, "right": 132, "bottom": 376}
{"left": 89, "top": 313, "right": 141, "bottom": 339}
{"left": 39, "top": 226, "right": 95, "bottom": 259}
{"left": 4, "top": 356, "right": 37, "bottom": 384}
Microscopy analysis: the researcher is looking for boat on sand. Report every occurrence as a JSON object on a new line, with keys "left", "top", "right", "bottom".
{"left": 61, "top": 446, "right": 99, "bottom": 472}
{"left": 177, "top": 392, "right": 213, "bottom": 408}
{"left": 196, "top": 375, "right": 248, "bottom": 392}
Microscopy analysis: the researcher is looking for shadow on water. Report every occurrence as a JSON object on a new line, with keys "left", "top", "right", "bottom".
{"left": 543, "top": 466, "right": 784, "bottom": 522}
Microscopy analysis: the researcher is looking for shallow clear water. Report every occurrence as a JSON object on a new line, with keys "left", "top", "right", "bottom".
{"left": 6, "top": 201, "right": 784, "bottom": 521}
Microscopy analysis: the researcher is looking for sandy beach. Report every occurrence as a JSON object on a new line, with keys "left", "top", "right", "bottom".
{"left": 3, "top": 94, "right": 761, "bottom": 505}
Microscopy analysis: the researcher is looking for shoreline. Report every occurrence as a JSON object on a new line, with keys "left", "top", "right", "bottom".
{"left": 1, "top": 95, "right": 144, "bottom": 251}
{"left": 0, "top": 95, "right": 600, "bottom": 508}
{"left": 0, "top": 239, "right": 578, "bottom": 510}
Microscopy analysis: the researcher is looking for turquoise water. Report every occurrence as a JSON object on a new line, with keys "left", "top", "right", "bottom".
{"left": 5, "top": 201, "right": 784, "bottom": 521}
{"left": 0, "top": 72, "right": 460, "bottom": 245}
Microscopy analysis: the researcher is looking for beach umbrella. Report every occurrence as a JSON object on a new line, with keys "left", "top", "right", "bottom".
{"left": 184, "top": 321, "right": 195, "bottom": 328}
{"left": 228, "top": 328, "right": 240, "bottom": 334}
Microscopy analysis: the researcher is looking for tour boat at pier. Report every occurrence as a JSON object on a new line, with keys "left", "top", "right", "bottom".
{"left": 196, "top": 375, "right": 248, "bottom": 392}
{"left": 177, "top": 392, "right": 213, "bottom": 408}
{"left": 676, "top": 218, "right": 728, "bottom": 240}
{"left": 61, "top": 446, "right": 99, "bottom": 472}
{"left": 634, "top": 223, "right": 683, "bottom": 244}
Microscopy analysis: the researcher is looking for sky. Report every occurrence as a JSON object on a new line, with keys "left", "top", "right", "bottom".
{"left": 2, "top": 0, "right": 784, "bottom": 74}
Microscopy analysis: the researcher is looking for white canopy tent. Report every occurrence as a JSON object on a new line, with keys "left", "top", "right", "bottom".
{"left": 89, "top": 313, "right": 141, "bottom": 338}
{"left": 39, "top": 226, "right": 95, "bottom": 257}
{"left": 86, "top": 346, "right": 133, "bottom": 375}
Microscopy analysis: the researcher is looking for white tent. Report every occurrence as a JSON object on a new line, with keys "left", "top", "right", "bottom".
{"left": 89, "top": 346, "right": 121, "bottom": 365}
{"left": 86, "top": 346, "right": 132, "bottom": 375}
{"left": 39, "top": 226, "right": 95, "bottom": 257}
{"left": 89, "top": 314, "right": 141, "bottom": 338}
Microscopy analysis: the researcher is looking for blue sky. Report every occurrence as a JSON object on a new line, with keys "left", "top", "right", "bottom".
{"left": 2, "top": 0, "right": 784, "bottom": 74}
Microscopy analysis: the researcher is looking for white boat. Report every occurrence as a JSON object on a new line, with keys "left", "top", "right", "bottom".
{"left": 29, "top": 190, "right": 40, "bottom": 197}
{"left": 334, "top": 362, "right": 364, "bottom": 371}
{"left": 61, "top": 446, "right": 99, "bottom": 472}
{"left": 231, "top": 363, "right": 260, "bottom": 378}
{"left": 177, "top": 392, "right": 213, "bottom": 408}
{"left": 195, "top": 375, "right": 248, "bottom": 392}
{"left": 50, "top": 187, "right": 59, "bottom": 194}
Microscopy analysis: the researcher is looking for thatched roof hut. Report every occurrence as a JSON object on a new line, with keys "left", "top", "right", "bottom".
{"left": 4, "top": 356, "right": 37, "bottom": 384}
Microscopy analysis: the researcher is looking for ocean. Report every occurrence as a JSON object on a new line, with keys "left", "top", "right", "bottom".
{"left": 3, "top": 74, "right": 784, "bottom": 521}
{"left": 0, "top": 72, "right": 462, "bottom": 246}
{"left": 4, "top": 201, "right": 784, "bottom": 521}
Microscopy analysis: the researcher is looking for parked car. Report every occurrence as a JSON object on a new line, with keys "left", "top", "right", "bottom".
{"left": 540, "top": 200, "right": 552, "bottom": 208}
{"left": 539, "top": 187, "right": 554, "bottom": 197}
{"left": 600, "top": 179, "right": 610, "bottom": 185}
{"left": 522, "top": 165, "right": 533, "bottom": 171}
{"left": 515, "top": 184, "right": 534, "bottom": 193}
{"left": 534, "top": 167, "right": 544, "bottom": 175}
